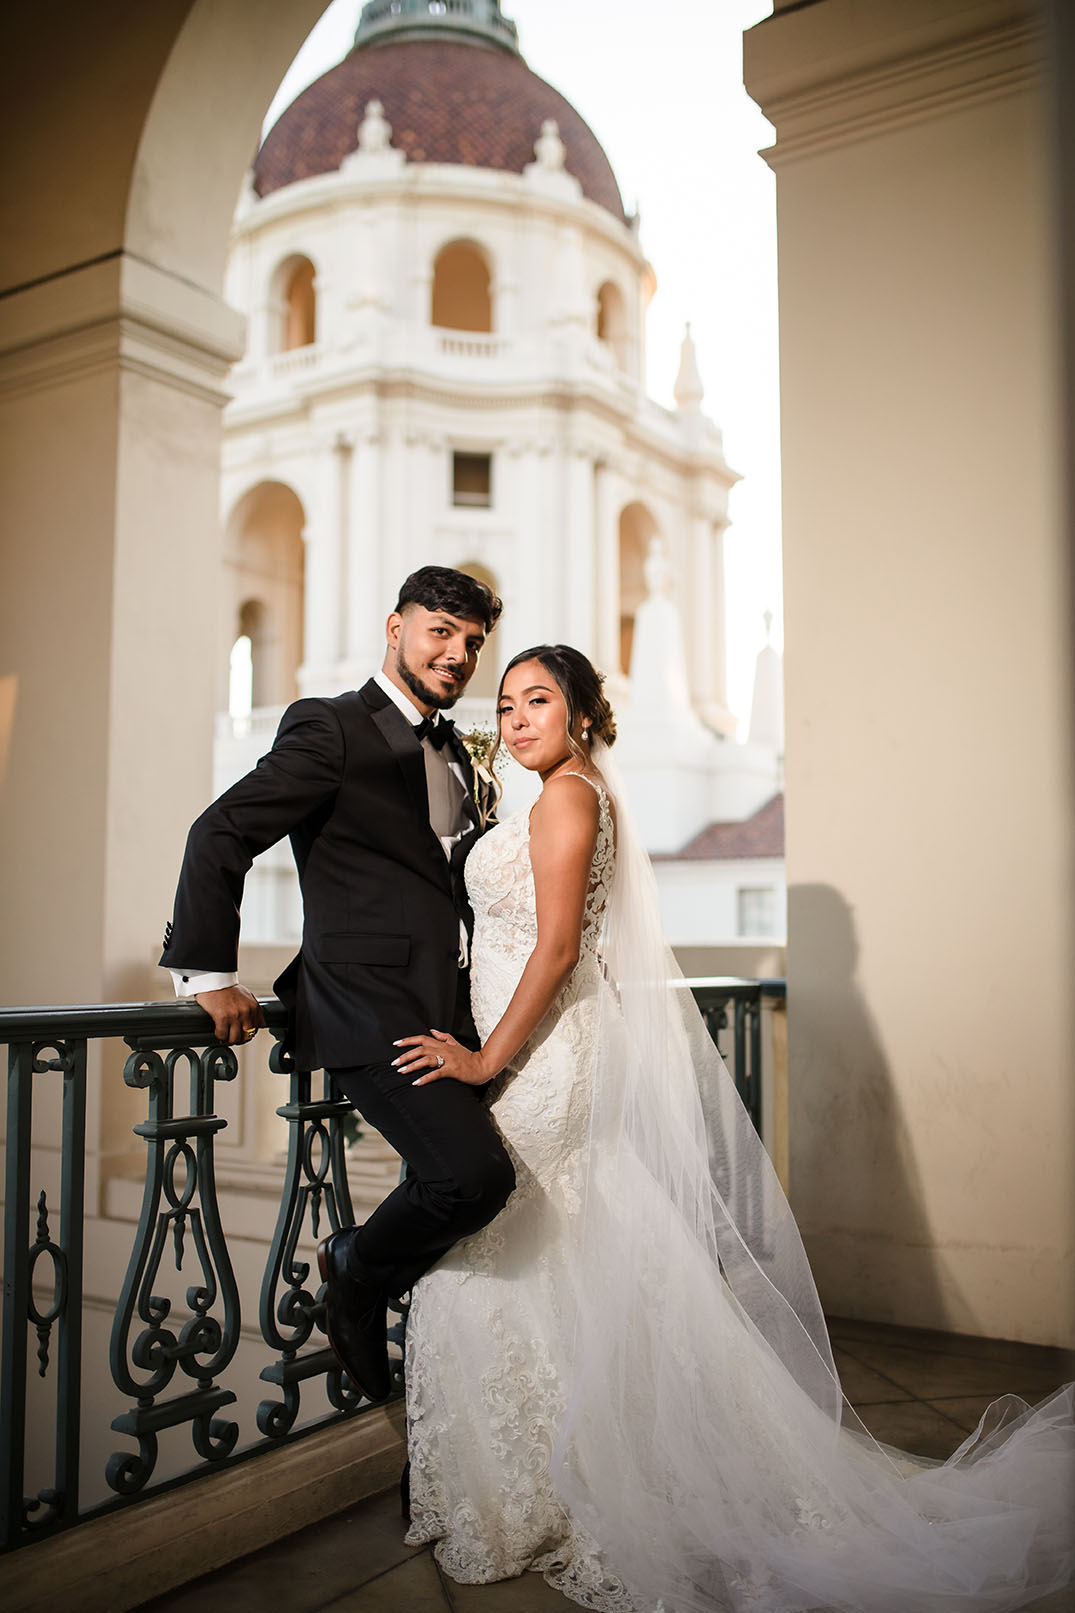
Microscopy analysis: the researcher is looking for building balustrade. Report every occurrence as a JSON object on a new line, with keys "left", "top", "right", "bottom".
{"left": 433, "top": 330, "right": 508, "bottom": 359}
{"left": 266, "top": 345, "right": 321, "bottom": 378}
{"left": 0, "top": 980, "right": 783, "bottom": 1556}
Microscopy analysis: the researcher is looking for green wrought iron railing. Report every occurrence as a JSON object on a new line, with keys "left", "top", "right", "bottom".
{"left": 0, "top": 979, "right": 784, "bottom": 1554}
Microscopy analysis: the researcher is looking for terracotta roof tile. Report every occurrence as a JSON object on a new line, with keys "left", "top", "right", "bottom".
{"left": 655, "top": 795, "right": 785, "bottom": 862}
{"left": 254, "top": 39, "right": 626, "bottom": 221}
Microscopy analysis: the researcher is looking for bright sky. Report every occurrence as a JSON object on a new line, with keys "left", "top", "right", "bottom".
{"left": 263, "top": 0, "right": 778, "bottom": 733}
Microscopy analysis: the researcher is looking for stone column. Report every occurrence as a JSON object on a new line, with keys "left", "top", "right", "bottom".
{"left": 513, "top": 444, "right": 552, "bottom": 648}
{"left": 565, "top": 447, "right": 597, "bottom": 657}
{"left": 345, "top": 429, "right": 386, "bottom": 680}
{"left": 298, "top": 438, "right": 345, "bottom": 696}
{"left": 593, "top": 460, "right": 621, "bottom": 680}
{"left": 0, "top": 255, "right": 244, "bottom": 1192}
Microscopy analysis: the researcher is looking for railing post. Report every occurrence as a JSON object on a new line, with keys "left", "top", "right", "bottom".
{"left": 107, "top": 1039, "right": 242, "bottom": 1496}
{"left": 1, "top": 1038, "right": 86, "bottom": 1547}
{"left": 1, "top": 1043, "right": 34, "bottom": 1548}
{"left": 257, "top": 1034, "right": 364, "bottom": 1437}
{"left": 53, "top": 1038, "right": 86, "bottom": 1529}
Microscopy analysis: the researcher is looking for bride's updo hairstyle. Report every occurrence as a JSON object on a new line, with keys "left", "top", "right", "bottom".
{"left": 493, "top": 644, "right": 616, "bottom": 774}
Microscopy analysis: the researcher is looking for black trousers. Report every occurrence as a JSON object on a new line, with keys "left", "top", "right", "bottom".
{"left": 330, "top": 1059, "right": 515, "bottom": 1299}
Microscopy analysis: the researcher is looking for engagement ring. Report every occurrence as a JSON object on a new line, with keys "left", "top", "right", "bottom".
{"left": 435, "top": 1054, "right": 444, "bottom": 1068}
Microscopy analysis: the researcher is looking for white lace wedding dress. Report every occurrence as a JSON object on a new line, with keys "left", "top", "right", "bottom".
{"left": 404, "top": 777, "right": 1074, "bottom": 1612}
{"left": 405, "top": 779, "right": 630, "bottom": 1605}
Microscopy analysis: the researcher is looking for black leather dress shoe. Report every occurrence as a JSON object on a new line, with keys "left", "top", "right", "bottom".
{"left": 317, "top": 1229, "right": 391, "bottom": 1402}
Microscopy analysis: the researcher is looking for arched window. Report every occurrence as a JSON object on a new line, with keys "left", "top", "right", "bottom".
{"left": 432, "top": 241, "right": 492, "bottom": 332}
{"left": 223, "top": 482, "right": 306, "bottom": 714}
{"left": 618, "top": 501, "right": 659, "bottom": 675}
{"left": 268, "top": 256, "right": 317, "bottom": 353}
{"left": 596, "top": 280, "right": 628, "bottom": 369}
{"left": 455, "top": 559, "right": 499, "bottom": 700}
{"left": 228, "top": 631, "right": 253, "bottom": 722}
{"left": 283, "top": 258, "right": 316, "bottom": 349}
{"left": 233, "top": 598, "right": 269, "bottom": 711}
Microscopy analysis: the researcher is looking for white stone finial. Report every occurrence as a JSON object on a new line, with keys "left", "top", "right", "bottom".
{"left": 674, "top": 322, "right": 705, "bottom": 411}
{"left": 358, "top": 99, "right": 392, "bottom": 153}
{"left": 534, "top": 118, "right": 566, "bottom": 172}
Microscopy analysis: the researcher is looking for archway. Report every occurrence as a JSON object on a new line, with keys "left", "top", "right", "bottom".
{"left": 223, "top": 481, "right": 306, "bottom": 716}
{"left": 432, "top": 240, "right": 493, "bottom": 332}
{"left": 618, "top": 501, "right": 659, "bottom": 675}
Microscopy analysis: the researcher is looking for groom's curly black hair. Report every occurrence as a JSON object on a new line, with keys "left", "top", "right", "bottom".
{"left": 396, "top": 565, "right": 503, "bottom": 634}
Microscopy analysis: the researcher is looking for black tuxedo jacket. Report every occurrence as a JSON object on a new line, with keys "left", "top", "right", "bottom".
{"left": 160, "top": 680, "right": 496, "bottom": 1070}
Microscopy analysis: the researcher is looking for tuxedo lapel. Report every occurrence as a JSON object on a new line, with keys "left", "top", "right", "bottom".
{"left": 362, "top": 681, "right": 436, "bottom": 831}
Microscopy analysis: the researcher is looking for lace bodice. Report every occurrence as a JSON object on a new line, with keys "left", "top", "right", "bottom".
{"left": 464, "top": 774, "right": 615, "bottom": 1036}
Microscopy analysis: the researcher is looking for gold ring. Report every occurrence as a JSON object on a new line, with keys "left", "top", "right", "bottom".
{"left": 240, "top": 1026, "right": 258, "bottom": 1044}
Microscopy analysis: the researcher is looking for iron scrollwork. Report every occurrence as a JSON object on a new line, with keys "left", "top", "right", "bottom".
{"left": 107, "top": 1040, "right": 242, "bottom": 1495}
{"left": 257, "top": 1032, "right": 364, "bottom": 1438}
{"left": 27, "top": 1190, "right": 67, "bottom": 1380}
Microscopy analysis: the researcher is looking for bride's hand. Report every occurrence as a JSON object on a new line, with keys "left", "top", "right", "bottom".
{"left": 393, "top": 1028, "right": 491, "bottom": 1086}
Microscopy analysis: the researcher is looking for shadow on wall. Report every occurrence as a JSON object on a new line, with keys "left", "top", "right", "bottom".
{"left": 787, "top": 883, "right": 948, "bottom": 1330}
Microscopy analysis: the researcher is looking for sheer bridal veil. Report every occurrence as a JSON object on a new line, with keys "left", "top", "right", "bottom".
{"left": 548, "top": 740, "right": 1073, "bottom": 1613}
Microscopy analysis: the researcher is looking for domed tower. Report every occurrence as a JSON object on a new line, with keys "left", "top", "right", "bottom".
{"left": 218, "top": 0, "right": 745, "bottom": 933}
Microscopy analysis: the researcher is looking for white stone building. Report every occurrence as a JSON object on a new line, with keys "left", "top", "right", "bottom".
{"left": 216, "top": 0, "right": 783, "bottom": 951}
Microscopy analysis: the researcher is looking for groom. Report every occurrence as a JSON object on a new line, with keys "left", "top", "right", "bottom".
{"left": 160, "top": 565, "right": 514, "bottom": 1400}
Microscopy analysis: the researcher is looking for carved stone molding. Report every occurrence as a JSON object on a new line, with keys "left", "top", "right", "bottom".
{"left": 745, "top": 0, "right": 1039, "bottom": 168}
{"left": 0, "top": 252, "right": 244, "bottom": 404}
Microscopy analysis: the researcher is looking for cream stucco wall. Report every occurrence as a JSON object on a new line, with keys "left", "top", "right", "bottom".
{"left": 745, "top": 0, "right": 1075, "bottom": 1345}
{"left": 0, "top": 2, "right": 330, "bottom": 1187}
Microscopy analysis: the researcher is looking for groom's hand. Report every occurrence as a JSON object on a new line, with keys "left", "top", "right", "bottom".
{"left": 194, "top": 983, "right": 265, "bottom": 1046}
{"left": 393, "top": 1029, "right": 490, "bottom": 1086}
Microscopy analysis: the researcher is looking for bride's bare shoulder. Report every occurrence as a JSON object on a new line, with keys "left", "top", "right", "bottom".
{"left": 530, "top": 771, "right": 602, "bottom": 834}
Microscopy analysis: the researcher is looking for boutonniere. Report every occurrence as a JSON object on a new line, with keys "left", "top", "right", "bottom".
{"left": 459, "top": 726, "right": 503, "bottom": 790}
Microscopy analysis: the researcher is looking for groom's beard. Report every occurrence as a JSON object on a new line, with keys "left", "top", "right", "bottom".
{"left": 395, "top": 645, "right": 467, "bottom": 711}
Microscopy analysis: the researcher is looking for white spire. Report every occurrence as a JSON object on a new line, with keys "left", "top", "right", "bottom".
{"left": 674, "top": 322, "right": 705, "bottom": 413}
{"left": 747, "top": 612, "right": 785, "bottom": 750}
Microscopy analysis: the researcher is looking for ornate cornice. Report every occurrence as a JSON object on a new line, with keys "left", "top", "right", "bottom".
{"left": 225, "top": 369, "right": 736, "bottom": 485}
{"left": 0, "top": 252, "right": 243, "bottom": 404}
{"left": 744, "top": 1, "right": 1040, "bottom": 168}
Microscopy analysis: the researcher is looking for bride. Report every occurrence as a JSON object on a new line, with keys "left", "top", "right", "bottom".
{"left": 391, "top": 644, "right": 1073, "bottom": 1613}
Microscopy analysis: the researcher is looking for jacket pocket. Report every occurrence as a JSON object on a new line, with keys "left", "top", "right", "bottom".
{"left": 317, "top": 933, "right": 410, "bottom": 966}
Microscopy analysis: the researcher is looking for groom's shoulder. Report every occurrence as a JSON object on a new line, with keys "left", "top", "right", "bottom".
{"left": 273, "top": 684, "right": 379, "bottom": 747}
{"left": 280, "top": 682, "right": 378, "bottom": 725}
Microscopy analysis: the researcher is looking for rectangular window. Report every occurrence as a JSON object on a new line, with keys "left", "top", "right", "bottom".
{"left": 452, "top": 451, "right": 492, "bottom": 508}
{"left": 737, "top": 886, "right": 778, "bottom": 939}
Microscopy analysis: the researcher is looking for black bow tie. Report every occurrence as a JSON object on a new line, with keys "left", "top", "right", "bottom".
{"left": 414, "top": 716, "right": 455, "bottom": 751}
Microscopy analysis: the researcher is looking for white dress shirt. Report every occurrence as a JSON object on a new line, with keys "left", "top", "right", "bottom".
{"left": 170, "top": 670, "right": 472, "bottom": 996}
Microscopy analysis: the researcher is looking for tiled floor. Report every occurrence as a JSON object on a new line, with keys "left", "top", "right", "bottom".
{"left": 140, "top": 1318, "right": 1075, "bottom": 1613}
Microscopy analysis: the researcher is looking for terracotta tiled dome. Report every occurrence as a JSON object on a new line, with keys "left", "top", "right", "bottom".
{"left": 254, "top": 39, "right": 626, "bottom": 222}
